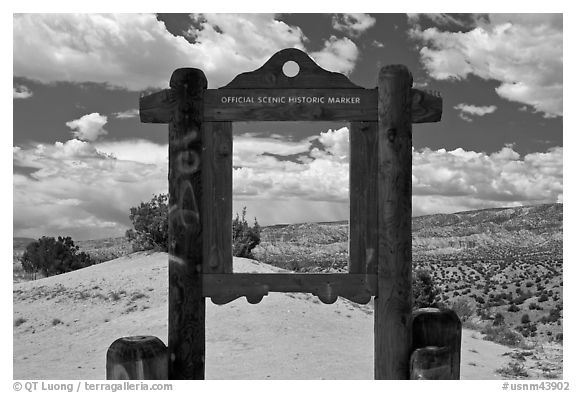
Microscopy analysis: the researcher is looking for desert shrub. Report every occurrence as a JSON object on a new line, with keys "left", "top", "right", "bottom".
{"left": 538, "top": 293, "right": 549, "bottom": 302}
{"left": 555, "top": 333, "right": 563, "bottom": 343}
{"left": 21, "top": 236, "right": 94, "bottom": 277}
{"left": 508, "top": 304, "right": 520, "bottom": 312}
{"left": 14, "top": 317, "right": 26, "bottom": 327}
{"left": 497, "top": 361, "right": 528, "bottom": 378}
{"left": 528, "top": 302, "right": 541, "bottom": 310}
{"left": 516, "top": 322, "right": 537, "bottom": 338}
{"left": 521, "top": 314, "right": 530, "bottom": 324}
{"left": 493, "top": 313, "right": 505, "bottom": 326}
{"left": 126, "top": 193, "right": 168, "bottom": 252}
{"left": 451, "top": 298, "right": 475, "bottom": 321}
{"left": 232, "top": 207, "right": 261, "bottom": 259}
{"left": 413, "top": 269, "right": 440, "bottom": 309}
{"left": 482, "top": 325, "right": 525, "bottom": 347}
{"left": 540, "top": 308, "right": 561, "bottom": 324}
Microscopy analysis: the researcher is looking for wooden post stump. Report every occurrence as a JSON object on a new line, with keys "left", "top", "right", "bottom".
{"left": 106, "top": 336, "right": 168, "bottom": 380}
{"left": 410, "top": 308, "right": 462, "bottom": 379}
{"left": 410, "top": 346, "right": 452, "bottom": 379}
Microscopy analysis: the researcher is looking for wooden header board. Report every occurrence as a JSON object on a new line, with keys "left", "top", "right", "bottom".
{"left": 141, "top": 48, "right": 442, "bottom": 124}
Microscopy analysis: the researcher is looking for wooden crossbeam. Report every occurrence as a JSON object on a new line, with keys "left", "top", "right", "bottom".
{"left": 203, "top": 273, "right": 377, "bottom": 305}
{"left": 140, "top": 88, "right": 442, "bottom": 124}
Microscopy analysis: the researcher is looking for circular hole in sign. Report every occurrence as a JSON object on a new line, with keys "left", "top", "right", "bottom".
{"left": 282, "top": 61, "right": 300, "bottom": 77}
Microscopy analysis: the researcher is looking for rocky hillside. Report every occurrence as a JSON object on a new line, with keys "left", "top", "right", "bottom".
{"left": 412, "top": 203, "right": 562, "bottom": 254}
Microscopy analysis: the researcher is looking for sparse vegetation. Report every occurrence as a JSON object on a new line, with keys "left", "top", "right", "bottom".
{"left": 413, "top": 269, "right": 440, "bottom": 309}
{"left": 482, "top": 325, "right": 525, "bottom": 348}
{"left": 14, "top": 317, "right": 26, "bottom": 327}
{"left": 497, "top": 361, "right": 529, "bottom": 378}
{"left": 232, "top": 207, "right": 261, "bottom": 259}
{"left": 125, "top": 193, "right": 169, "bottom": 252}
{"left": 21, "top": 236, "right": 94, "bottom": 277}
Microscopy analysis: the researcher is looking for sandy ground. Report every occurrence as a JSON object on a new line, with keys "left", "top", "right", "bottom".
{"left": 13, "top": 252, "right": 562, "bottom": 380}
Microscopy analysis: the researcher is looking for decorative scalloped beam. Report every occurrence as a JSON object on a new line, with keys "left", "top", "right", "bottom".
{"left": 203, "top": 273, "right": 377, "bottom": 305}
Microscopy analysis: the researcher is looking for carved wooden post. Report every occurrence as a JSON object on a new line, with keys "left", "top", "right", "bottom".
{"left": 168, "top": 68, "right": 206, "bottom": 379}
{"left": 374, "top": 65, "right": 413, "bottom": 379}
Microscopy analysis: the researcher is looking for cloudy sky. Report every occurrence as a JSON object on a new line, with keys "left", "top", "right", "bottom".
{"left": 12, "top": 13, "right": 563, "bottom": 240}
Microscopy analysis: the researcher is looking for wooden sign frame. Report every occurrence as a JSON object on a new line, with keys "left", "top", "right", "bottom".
{"left": 139, "top": 48, "right": 442, "bottom": 380}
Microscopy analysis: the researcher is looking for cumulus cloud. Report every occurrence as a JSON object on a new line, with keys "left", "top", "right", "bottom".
{"left": 13, "top": 13, "right": 360, "bottom": 90}
{"left": 66, "top": 113, "right": 108, "bottom": 142}
{"left": 13, "top": 125, "right": 563, "bottom": 238}
{"left": 13, "top": 84, "right": 33, "bottom": 99}
{"left": 234, "top": 128, "right": 562, "bottom": 220}
{"left": 407, "top": 13, "right": 486, "bottom": 28}
{"left": 13, "top": 138, "right": 167, "bottom": 240}
{"left": 454, "top": 103, "right": 497, "bottom": 122}
{"left": 409, "top": 14, "right": 562, "bottom": 118}
{"left": 233, "top": 127, "right": 349, "bottom": 202}
{"left": 310, "top": 36, "right": 359, "bottom": 74}
{"left": 412, "top": 145, "right": 562, "bottom": 215}
{"left": 332, "top": 13, "right": 376, "bottom": 36}
{"left": 113, "top": 109, "right": 139, "bottom": 119}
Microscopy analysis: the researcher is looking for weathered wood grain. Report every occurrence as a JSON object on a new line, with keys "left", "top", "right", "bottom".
{"left": 168, "top": 68, "right": 206, "bottom": 380}
{"left": 203, "top": 273, "right": 377, "bottom": 305}
{"left": 410, "top": 346, "right": 452, "bottom": 380}
{"left": 412, "top": 308, "right": 461, "bottom": 379}
{"left": 349, "top": 121, "right": 379, "bottom": 274}
{"left": 374, "top": 64, "right": 414, "bottom": 380}
{"left": 139, "top": 89, "right": 175, "bottom": 124}
{"left": 202, "top": 88, "right": 440, "bottom": 123}
{"left": 223, "top": 48, "right": 362, "bottom": 89}
{"left": 204, "top": 88, "right": 376, "bottom": 121}
{"left": 202, "top": 121, "right": 233, "bottom": 274}
{"left": 106, "top": 336, "right": 168, "bottom": 380}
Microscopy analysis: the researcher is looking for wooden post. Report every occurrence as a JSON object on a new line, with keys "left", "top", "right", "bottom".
{"left": 168, "top": 68, "right": 207, "bottom": 379}
{"left": 374, "top": 65, "right": 413, "bottom": 379}
{"left": 349, "top": 121, "right": 379, "bottom": 274}
{"left": 202, "top": 121, "right": 233, "bottom": 274}
{"left": 411, "top": 308, "right": 462, "bottom": 379}
{"left": 106, "top": 336, "right": 167, "bottom": 380}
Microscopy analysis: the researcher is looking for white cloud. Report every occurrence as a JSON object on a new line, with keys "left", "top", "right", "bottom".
{"left": 13, "top": 84, "right": 33, "bottom": 99}
{"left": 13, "top": 13, "right": 360, "bottom": 90}
{"left": 13, "top": 127, "right": 562, "bottom": 238}
{"left": 412, "top": 145, "right": 562, "bottom": 215}
{"left": 372, "top": 40, "right": 385, "bottom": 48}
{"left": 234, "top": 128, "right": 562, "bottom": 220}
{"left": 332, "top": 14, "right": 376, "bottom": 36}
{"left": 113, "top": 109, "right": 139, "bottom": 119}
{"left": 310, "top": 36, "right": 359, "bottom": 75}
{"left": 454, "top": 103, "right": 497, "bottom": 122}
{"left": 94, "top": 139, "right": 168, "bottom": 165}
{"left": 407, "top": 13, "right": 483, "bottom": 28}
{"left": 13, "top": 138, "right": 168, "bottom": 240}
{"left": 410, "top": 14, "right": 562, "bottom": 118}
{"left": 233, "top": 127, "right": 349, "bottom": 202}
{"left": 66, "top": 113, "right": 108, "bottom": 142}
